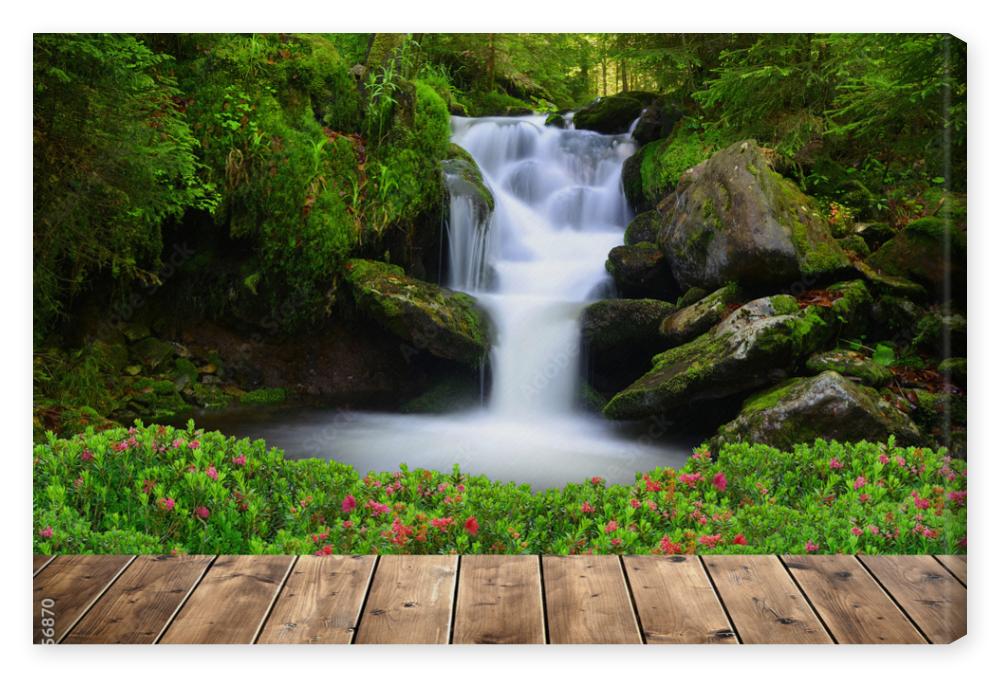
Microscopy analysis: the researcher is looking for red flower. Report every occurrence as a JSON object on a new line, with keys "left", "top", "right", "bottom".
{"left": 629, "top": 499, "right": 640, "bottom": 509}
{"left": 851, "top": 526, "right": 863, "bottom": 536}
{"left": 188, "top": 440, "right": 200, "bottom": 450}
{"left": 948, "top": 490, "right": 967, "bottom": 506}
{"left": 464, "top": 516, "right": 479, "bottom": 536}
{"left": 39, "top": 526, "right": 53, "bottom": 539}
{"left": 732, "top": 534, "right": 748, "bottom": 546}
{"left": 829, "top": 458, "right": 844, "bottom": 470}
{"left": 698, "top": 534, "right": 722, "bottom": 548}
{"left": 430, "top": 517, "right": 453, "bottom": 531}
{"left": 232, "top": 454, "right": 246, "bottom": 467}
{"left": 194, "top": 506, "right": 210, "bottom": 520}
{"left": 604, "top": 520, "right": 618, "bottom": 533}
{"left": 679, "top": 472, "right": 702, "bottom": 488}
{"left": 581, "top": 501, "right": 595, "bottom": 514}
{"left": 590, "top": 476, "right": 604, "bottom": 486}
{"left": 158, "top": 497, "right": 175, "bottom": 512}
{"left": 659, "top": 535, "right": 683, "bottom": 554}
{"left": 80, "top": 449, "right": 93, "bottom": 462}
{"left": 853, "top": 476, "right": 866, "bottom": 490}
{"left": 610, "top": 538, "right": 622, "bottom": 546}
{"left": 805, "top": 540, "right": 819, "bottom": 553}
{"left": 341, "top": 494, "right": 357, "bottom": 513}
{"left": 712, "top": 472, "right": 728, "bottom": 493}
{"left": 205, "top": 466, "right": 218, "bottom": 481}
{"left": 912, "top": 491, "right": 930, "bottom": 510}
{"left": 365, "top": 499, "right": 389, "bottom": 516}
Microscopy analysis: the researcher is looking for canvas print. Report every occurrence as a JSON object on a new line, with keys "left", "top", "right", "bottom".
{"left": 32, "top": 33, "right": 967, "bottom": 644}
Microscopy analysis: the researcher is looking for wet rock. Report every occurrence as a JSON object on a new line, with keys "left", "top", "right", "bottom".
{"left": 659, "top": 283, "right": 742, "bottom": 346}
{"left": 605, "top": 243, "right": 677, "bottom": 299}
{"left": 573, "top": 95, "right": 644, "bottom": 134}
{"left": 805, "top": 349, "right": 893, "bottom": 387}
{"left": 631, "top": 97, "right": 684, "bottom": 146}
{"left": 714, "top": 371, "right": 922, "bottom": 450}
{"left": 344, "top": 259, "right": 491, "bottom": 367}
{"left": 624, "top": 210, "right": 661, "bottom": 246}
{"left": 867, "top": 217, "right": 966, "bottom": 302}
{"left": 656, "top": 140, "right": 851, "bottom": 291}
{"left": 581, "top": 298, "right": 676, "bottom": 394}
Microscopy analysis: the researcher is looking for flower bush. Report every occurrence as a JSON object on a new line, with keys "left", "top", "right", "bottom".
{"left": 32, "top": 422, "right": 966, "bottom": 556}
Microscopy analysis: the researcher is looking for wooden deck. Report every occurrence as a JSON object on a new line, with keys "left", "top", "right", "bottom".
{"left": 32, "top": 554, "right": 966, "bottom": 644}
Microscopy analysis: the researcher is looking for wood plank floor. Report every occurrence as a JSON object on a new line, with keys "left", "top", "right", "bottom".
{"left": 32, "top": 555, "right": 966, "bottom": 644}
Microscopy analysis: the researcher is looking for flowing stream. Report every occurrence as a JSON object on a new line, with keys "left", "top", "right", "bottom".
{"left": 197, "top": 114, "right": 693, "bottom": 488}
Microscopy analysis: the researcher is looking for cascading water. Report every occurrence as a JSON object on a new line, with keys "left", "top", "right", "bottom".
{"left": 198, "top": 114, "right": 691, "bottom": 489}
{"left": 448, "top": 115, "right": 634, "bottom": 418}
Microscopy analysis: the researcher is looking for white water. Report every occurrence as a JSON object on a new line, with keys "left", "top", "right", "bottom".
{"left": 198, "top": 114, "right": 693, "bottom": 489}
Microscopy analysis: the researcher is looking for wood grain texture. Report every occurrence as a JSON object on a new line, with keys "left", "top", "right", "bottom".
{"left": 63, "top": 555, "right": 214, "bottom": 644}
{"left": 702, "top": 555, "right": 831, "bottom": 644}
{"left": 158, "top": 555, "right": 294, "bottom": 644}
{"left": 783, "top": 555, "right": 925, "bottom": 644}
{"left": 542, "top": 555, "right": 641, "bottom": 644}
{"left": 33, "top": 555, "right": 134, "bottom": 643}
{"left": 33, "top": 555, "right": 54, "bottom": 576}
{"left": 623, "top": 556, "right": 736, "bottom": 644}
{"left": 256, "top": 555, "right": 376, "bottom": 644}
{"left": 354, "top": 555, "right": 458, "bottom": 644}
{"left": 935, "top": 555, "right": 967, "bottom": 585}
{"left": 860, "top": 555, "right": 966, "bottom": 643}
{"left": 452, "top": 555, "right": 545, "bottom": 644}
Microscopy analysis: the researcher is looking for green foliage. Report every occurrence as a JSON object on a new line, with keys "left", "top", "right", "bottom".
{"left": 33, "top": 34, "right": 217, "bottom": 335}
{"left": 33, "top": 424, "right": 966, "bottom": 555}
{"left": 639, "top": 118, "right": 725, "bottom": 197}
{"left": 239, "top": 387, "right": 288, "bottom": 405}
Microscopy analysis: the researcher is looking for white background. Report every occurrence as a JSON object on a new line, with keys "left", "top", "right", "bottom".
{"left": 3, "top": 1, "right": 994, "bottom": 679}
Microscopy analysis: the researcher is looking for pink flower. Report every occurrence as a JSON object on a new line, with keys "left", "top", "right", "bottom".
{"left": 205, "top": 466, "right": 218, "bottom": 481}
{"left": 39, "top": 526, "right": 53, "bottom": 539}
{"left": 868, "top": 525, "right": 880, "bottom": 535}
{"left": 172, "top": 439, "right": 185, "bottom": 449}
{"left": 610, "top": 538, "right": 622, "bottom": 546}
{"left": 188, "top": 440, "right": 201, "bottom": 449}
{"left": 859, "top": 493, "right": 870, "bottom": 503}
{"left": 679, "top": 472, "right": 703, "bottom": 488}
{"left": 829, "top": 458, "right": 844, "bottom": 470}
{"left": 80, "top": 449, "right": 93, "bottom": 462}
{"left": 712, "top": 472, "right": 728, "bottom": 493}
{"left": 853, "top": 476, "right": 866, "bottom": 490}
{"left": 112, "top": 440, "right": 129, "bottom": 452}
{"left": 659, "top": 535, "right": 683, "bottom": 554}
{"left": 698, "top": 534, "right": 722, "bottom": 548}
{"left": 733, "top": 534, "right": 748, "bottom": 546}
{"left": 591, "top": 476, "right": 604, "bottom": 486}
{"left": 643, "top": 475, "right": 662, "bottom": 492}
{"left": 911, "top": 491, "right": 930, "bottom": 510}
{"left": 437, "top": 483, "right": 448, "bottom": 493}
{"left": 948, "top": 490, "right": 967, "bottom": 506}
{"left": 464, "top": 516, "right": 479, "bottom": 536}
{"left": 341, "top": 494, "right": 357, "bottom": 513}
{"left": 232, "top": 454, "right": 246, "bottom": 467}
{"left": 629, "top": 499, "right": 641, "bottom": 509}
{"left": 646, "top": 501, "right": 657, "bottom": 511}
{"left": 158, "top": 497, "right": 175, "bottom": 512}
{"left": 194, "top": 506, "right": 210, "bottom": 520}
{"left": 581, "top": 501, "right": 595, "bottom": 514}
{"left": 430, "top": 517, "right": 453, "bottom": 531}
{"left": 365, "top": 500, "right": 389, "bottom": 516}
{"left": 342, "top": 520, "right": 354, "bottom": 529}
{"left": 878, "top": 453, "right": 890, "bottom": 464}
{"left": 805, "top": 540, "right": 820, "bottom": 553}
{"left": 851, "top": 526, "right": 863, "bottom": 536}
{"left": 604, "top": 520, "right": 619, "bottom": 534}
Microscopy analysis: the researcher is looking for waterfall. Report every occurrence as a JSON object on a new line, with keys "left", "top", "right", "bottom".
{"left": 448, "top": 115, "right": 636, "bottom": 417}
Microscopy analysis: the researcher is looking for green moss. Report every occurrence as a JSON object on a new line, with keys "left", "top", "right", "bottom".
{"left": 624, "top": 210, "right": 660, "bottom": 246}
{"left": 770, "top": 294, "right": 800, "bottom": 316}
{"left": 739, "top": 379, "right": 800, "bottom": 414}
{"left": 240, "top": 387, "right": 288, "bottom": 405}
{"left": 677, "top": 286, "right": 708, "bottom": 309}
{"left": 462, "top": 90, "right": 533, "bottom": 116}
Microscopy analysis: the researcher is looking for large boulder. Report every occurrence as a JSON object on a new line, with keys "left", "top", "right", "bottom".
{"left": 573, "top": 95, "right": 644, "bottom": 134}
{"left": 623, "top": 210, "right": 660, "bottom": 246}
{"left": 581, "top": 298, "right": 676, "bottom": 393}
{"left": 656, "top": 140, "right": 851, "bottom": 291}
{"left": 866, "top": 216, "right": 967, "bottom": 302}
{"left": 603, "top": 281, "right": 870, "bottom": 419}
{"left": 714, "top": 371, "right": 922, "bottom": 450}
{"left": 659, "top": 283, "right": 742, "bottom": 346}
{"left": 631, "top": 97, "right": 685, "bottom": 146}
{"left": 344, "top": 259, "right": 491, "bottom": 367}
{"left": 605, "top": 243, "right": 677, "bottom": 299}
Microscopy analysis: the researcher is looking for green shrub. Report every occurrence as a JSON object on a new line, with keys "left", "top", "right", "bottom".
{"left": 33, "top": 423, "right": 966, "bottom": 556}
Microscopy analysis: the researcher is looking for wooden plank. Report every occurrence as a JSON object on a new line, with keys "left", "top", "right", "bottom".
{"left": 783, "top": 555, "right": 925, "bottom": 643}
{"left": 354, "top": 555, "right": 458, "bottom": 644}
{"left": 452, "top": 555, "right": 545, "bottom": 644}
{"left": 63, "top": 555, "right": 214, "bottom": 644}
{"left": 158, "top": 555, "right": 294, "bottom": 644}
{"left": 935, "top": 555, "right": 967, "bottom": 586}
{"left": 33, "top": 555, "right": 54, "bottom": 576}
{"left": 33, "top": 555, "right": 134, "bottom": 643}
{"left": 623, "top": 556, "right": 736, "bottom": 644}
{"left": 860, "top": 555, "right": 966, "bottom": 643}
{"left": 542, "top": 555, "right": 641, "bottom": 644}
{"left": 702, "top": 555, "right": 831, "bottom": 644}
{"left": 256, "top": 555, "right": 376, "bottom": 644}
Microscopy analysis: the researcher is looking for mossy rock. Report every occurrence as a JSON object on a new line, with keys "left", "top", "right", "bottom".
{"left": 837, "top": 235, "right": 871, "bottom": 258}
{"left": 852, "top": 259, "right": 927, "bottom": 300}
{"left": 91, "top": 339, "right": 129, "bottom": 374}
{"left": 938, "top": 357, "right": 967, "bottom": 387}
{"left": 603, "top": 294, "right": 835, "bottom": 419}
{"left": 401, "top": 375, "right": 481, "bottom": 414}
{"left": 913, "top": 312, "right": 967, "bottom": 357}
{"left": 805, "top": 349, "right": 893, "bottom": 387}
{"left": 580, "top": 299, "right": 675, "bottom": 353}
{"left": 605, "top": 243, "right": 677, "bottom": 299}
{"left": 621, "top": 121, "right": 718, "bottom": 213}
{"left": 624, "top": 210, "right": 661, "bottom": 246}
{"left": 676, "top": 286, "right": 708, "bottom": 309}
{"left": 185, "top": 382, "right": 232, "bottom": 410}
{"left": 573, "top": 95, "right": 644, "bottom": 134}
{"left": 173, "top": 358, "right": 200, "bottom": 391}
{"left": 631, "top": 96, "right": 684, "bottom": 146}
{"left": 871, "top": 295, "right": 925, "bottom": 340}
{"left": 544, "top": 112, "right": 568, "bottom": 128}
{"left": 239, "top": 387, "right": 287, "bottom": 406}
{"left": 129, "top": 337, "right": 175, "bottom": 372}
{"left": 118, "top": 321, "right": 151, "bottom": 343}
{"left": 713, "top": 371, "right": 922, "bottom": 451}
{"left": 344, "top": 259, "right": 491, "bottom": 367}
{"left": 855, "top": 222, "right": 896, "bottom": 251}
{"left": 659, "top": 283, "right": 742, "bottom": 346}
{"left": 442, "top": 151, "right": 494, "bottom": 214}
{"left": 657, "top": 141, "right": 851, "bottom": 292}
{"left": 867, "top": 216, "right": 967, "bottom": 301}
{"left": 901, "top": 388, "right": 966, "bottom": 439}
